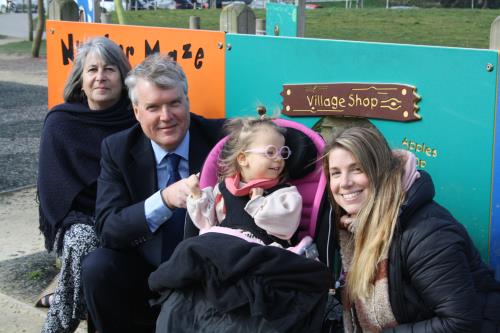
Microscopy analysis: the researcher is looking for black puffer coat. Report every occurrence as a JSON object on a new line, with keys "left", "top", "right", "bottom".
{"left": 384, "top": 171, "right": 500, "bottom": 333}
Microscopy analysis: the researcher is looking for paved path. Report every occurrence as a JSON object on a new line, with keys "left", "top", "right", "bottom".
{"left": 0, "top": 291, "right": 49, "bottom": 333}
{"left": 0, "top": 53, "right": 47, "bottom": 192}
{"left": 0, "top": 187, "right": 43, "bottom": 262}
{"left": 0, "top": 12, "right": 44, "bottom": 40}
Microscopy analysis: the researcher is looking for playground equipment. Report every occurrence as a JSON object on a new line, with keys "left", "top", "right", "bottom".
{"left": 46, "top": 16, "right": 500, "bottom": 278}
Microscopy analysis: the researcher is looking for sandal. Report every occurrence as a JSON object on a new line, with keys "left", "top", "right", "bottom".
{"left": 34, "top": 273, "right": 59, "bottom": 308}
{"left": 35, "top": 293, "right": 54, "bottom": 308}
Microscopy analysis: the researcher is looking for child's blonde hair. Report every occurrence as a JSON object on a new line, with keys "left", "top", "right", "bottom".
{"left": 218, "top": 117, "right": 287, "bottom": 180}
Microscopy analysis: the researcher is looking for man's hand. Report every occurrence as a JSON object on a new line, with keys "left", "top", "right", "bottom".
{"left": 161, "top": 178, "right": 192, "bottom": 209}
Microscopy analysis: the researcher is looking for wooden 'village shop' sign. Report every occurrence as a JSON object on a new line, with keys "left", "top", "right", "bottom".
{"left": 281, "top": 83, "right": 421, "bottom": 122}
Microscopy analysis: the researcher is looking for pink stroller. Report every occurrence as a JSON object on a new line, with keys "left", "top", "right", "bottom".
{"left": 185, "top": 118, "right": 327, "bottom": 244}
{"left": 149, "top": 118, "right": 337, "bottom": 333}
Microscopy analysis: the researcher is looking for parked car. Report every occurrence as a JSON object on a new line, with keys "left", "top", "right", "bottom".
{"left": 100, "top": 0, "right": 146, "bottom": 12}
{"left": 175, "top": 0, "right": 193, "bottom": 9}
{"left": 221, "top": 0, "right": 251, "bottom": 5}
{"left": 142, "top": 0, "right": 156, "bottom": 9}
{"left": 201, "top": 0, "right": 252, "bottom": 8}
{"left": 0, "top": 0, "right": 29, "bottom": 13}
{"left": 146, "top": 0, "right": 196, "bottom": 9}
{"left": 100, "top": 0, "right": 117, "bottom": 12}
{"left": 0, "top": 0, "right": 15, "bottom": 13}
{"left": 153, "top": 0, "right": 176, "bottom": 9}
{"left": 129, "top": 0, "right": 146, "bottom": 9}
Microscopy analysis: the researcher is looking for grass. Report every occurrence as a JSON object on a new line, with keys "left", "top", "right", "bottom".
{"left": 117, "top": 8, "right": 261, "bottom": 29}
{"left": 0, "top": 39, "right": 46, "bottom": 56}
{"left": 27, "top": 269, "right": 42, "bottom": 281}
{"left": 1, "top": 6, "right": 500, "bottom": 56}
{"left": 305, "top": 8, "right": 498, "bottom": 48}
{"left": 117, "top": 7, "right": 500, "bottom": 48}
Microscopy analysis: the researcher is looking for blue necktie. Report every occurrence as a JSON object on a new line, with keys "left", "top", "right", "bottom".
{"left": 165, "top": 153, "right": 181, "bottom": 186}
{"left": 160, "top": 153, "right": 185, "bottom": 263}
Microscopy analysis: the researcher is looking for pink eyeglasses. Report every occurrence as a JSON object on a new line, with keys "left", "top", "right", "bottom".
{"left": 244, "top": 145, "right": 292, "bottom": 160}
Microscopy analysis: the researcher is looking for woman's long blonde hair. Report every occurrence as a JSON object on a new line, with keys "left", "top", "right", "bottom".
{"left": 323, "top": 127, "right": 406, "bottom": 301}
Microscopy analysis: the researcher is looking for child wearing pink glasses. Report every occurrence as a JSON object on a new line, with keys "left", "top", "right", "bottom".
{"left": 186, "top": 117, "right": 307, "bottom": 250}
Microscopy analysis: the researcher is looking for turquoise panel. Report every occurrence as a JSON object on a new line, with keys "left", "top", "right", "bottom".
{"left": 266, "top": 3, "right": 298, "bottom": 37}
{"left": 490, "top": 62, "right": 500, "bottom": 280}
{"left": 226, "top": 34, "right": 498, "bottom": 261}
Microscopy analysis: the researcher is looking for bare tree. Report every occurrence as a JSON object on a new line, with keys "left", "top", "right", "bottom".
{"left": 32, "top": 0, "right": 44, "bottom": 57}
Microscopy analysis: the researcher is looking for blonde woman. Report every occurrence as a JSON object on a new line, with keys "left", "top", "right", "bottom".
{"left": 323, "top": 127, "right": 500, "bottom": 332}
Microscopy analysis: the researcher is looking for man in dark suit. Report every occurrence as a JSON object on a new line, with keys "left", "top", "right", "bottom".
{"left": 82, "top": 54, "right": 224, "bottom": 333}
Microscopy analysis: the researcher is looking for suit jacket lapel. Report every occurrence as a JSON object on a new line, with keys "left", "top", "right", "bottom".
{"left": 189, "top": 120, "right": 212, "bottom": 174}
{"left": 129, "top": 132, "right": 157, "bottom": 201}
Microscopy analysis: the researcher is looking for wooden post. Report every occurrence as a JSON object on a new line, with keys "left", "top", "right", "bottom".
{"left": 296, "top": 0, "right": 305, "bottom": 37}
{"left": 47, "top": 0, "right": 79, "bottom": 21}
{"left": 256, "top": 18, "right": 266, "bottom": 35}
{"left": 101, "top": 12, "right": 112, "bottom": 23}
{"left": 490, "top": 16, "right": 500, "bottom": 49}
{"left": 220, "top": 3, "right": 256, "bottom": 34}
{"left": 189, "top": 16, "right": 201, "bottom": 30}
{"left": 93, "top": 0, "right": 101, "bottom": 22}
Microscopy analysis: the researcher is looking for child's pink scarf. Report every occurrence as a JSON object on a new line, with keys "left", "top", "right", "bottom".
{"left": 224, "top": 173, "right": 279, "bottom": 197}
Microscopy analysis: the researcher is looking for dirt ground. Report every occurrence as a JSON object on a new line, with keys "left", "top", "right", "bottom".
{"left": 0, "top": 53, "right": 48, "bottom": 86}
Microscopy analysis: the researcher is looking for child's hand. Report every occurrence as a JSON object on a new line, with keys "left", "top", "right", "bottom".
{"left": 340, "top": 214, "right": 356, "bottom": 233}
{"left": 249, "top": 187, "right": 264, "bottom": 200}
{"left": 186, "top": 174, "right": 201, "bottom": 199}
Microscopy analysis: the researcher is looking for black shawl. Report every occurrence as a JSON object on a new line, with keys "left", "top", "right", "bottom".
{"left": 38, "top": 96, "right": 136, "bottom": 252}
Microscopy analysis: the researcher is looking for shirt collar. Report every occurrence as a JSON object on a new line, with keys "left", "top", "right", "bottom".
{"left": 150, "top": 130, "right": 190, "bottom": 166}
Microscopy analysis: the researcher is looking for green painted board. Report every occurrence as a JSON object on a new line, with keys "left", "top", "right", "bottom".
{"left": 226, "top": 34, "right": 498, "bottom": 261}
{"left": 266, "top": 2, "right": 299, "bottom": 37}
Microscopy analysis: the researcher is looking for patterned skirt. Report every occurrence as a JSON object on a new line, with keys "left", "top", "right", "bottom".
{"left": 41, "top": 213, "right": 98, "bottom": 333}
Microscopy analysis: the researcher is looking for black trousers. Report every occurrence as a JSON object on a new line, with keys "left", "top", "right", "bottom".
{"left": 82, "top": 247, "right": 159, "bottom": 333}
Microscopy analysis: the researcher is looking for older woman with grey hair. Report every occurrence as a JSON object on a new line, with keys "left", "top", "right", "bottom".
{"left": 37, "top": 36, "right": 136, "bottom": 333}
